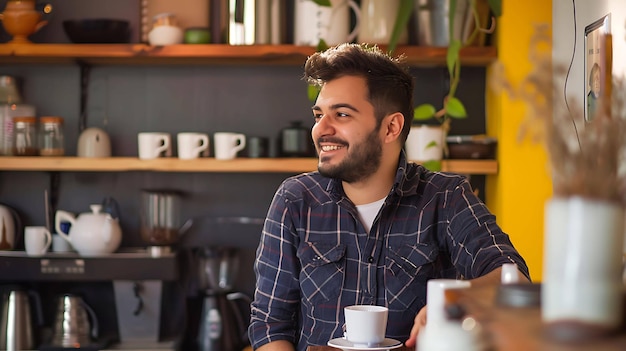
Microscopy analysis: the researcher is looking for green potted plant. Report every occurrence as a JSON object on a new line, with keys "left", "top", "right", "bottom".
{"left": 389, "top": 0, "right": 502, "bottom": 170}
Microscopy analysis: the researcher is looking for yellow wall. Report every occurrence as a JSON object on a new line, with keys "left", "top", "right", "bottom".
{"left": 486, "top": 0, "right": 553, "bottom": 281}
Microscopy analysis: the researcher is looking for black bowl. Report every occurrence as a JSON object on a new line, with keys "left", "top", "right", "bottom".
{"left": 63, "top": 19, "right": 130, "bottom": 44}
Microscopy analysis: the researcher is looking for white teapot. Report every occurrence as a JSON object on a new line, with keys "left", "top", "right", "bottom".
{"left": 54, "top": 204, "right": 122, "bottom": 256}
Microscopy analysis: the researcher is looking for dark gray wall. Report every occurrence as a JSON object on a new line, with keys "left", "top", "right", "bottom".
{"left": 0, "top": 63, "right": 487, "bottom": 290}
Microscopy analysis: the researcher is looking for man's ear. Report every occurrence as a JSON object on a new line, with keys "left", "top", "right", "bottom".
{"left": 383, "top": 112, "right": 404, "bottom": 144}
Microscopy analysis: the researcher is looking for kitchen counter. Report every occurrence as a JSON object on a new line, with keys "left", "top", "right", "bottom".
{"left": 0, "top": 248, "right": 179, "bottom": 281}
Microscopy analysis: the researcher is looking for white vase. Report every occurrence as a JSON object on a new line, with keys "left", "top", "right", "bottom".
{"left": 542, "top": 196, "right": 625, "bottom": 337}
{"left": 405, "top": 125, "right": 444, "bottom": 162}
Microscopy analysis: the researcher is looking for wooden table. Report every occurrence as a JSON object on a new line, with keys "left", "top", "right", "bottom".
{"left": 309, "top": 284, "right": 626, "bottom": 351}
{"left": 451, "top": 284, "right": 626, "bottom": 351}
{"left": 309, "top": 347, "right": 412, "bottom": 351}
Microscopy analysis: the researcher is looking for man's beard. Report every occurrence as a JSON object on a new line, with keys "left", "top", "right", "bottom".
{"left": 318, "top": 127, "right": 382, "bottom": 183}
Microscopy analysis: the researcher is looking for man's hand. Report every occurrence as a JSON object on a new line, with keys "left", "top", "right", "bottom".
{"left": 404, "top": 305, "right": 427, "bottom": 347}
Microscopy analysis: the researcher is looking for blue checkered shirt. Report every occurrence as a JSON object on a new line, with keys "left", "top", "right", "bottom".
{"left": 249, "top": 152, "right": 529, "bottom": 351}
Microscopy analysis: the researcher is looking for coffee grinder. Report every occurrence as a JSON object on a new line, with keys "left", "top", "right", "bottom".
{"left": 139, "top": 189, "right": 192, "bottom": 256}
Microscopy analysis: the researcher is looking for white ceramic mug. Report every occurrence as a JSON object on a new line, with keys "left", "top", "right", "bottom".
{"left": 213, "top": 132, "right": 246, "bottom": 160}
{"left": 294, "top": 0, "right": 361, "bottom": 46}
{"left": 425, "top": 279, "right": 471, "bottom": 326}
{"left": 177, "top": 132, "right": 209, "bottom": 160}
{"left": 52, "top": 233, "right": 73, "bottom": 253}
{"left": 24, "top": 226, "right": 52, "bottom": 256}
{"left": 343, "top": 305, "right": 388, "bottom": 347}
{"left": 138, "top": 132, "right": 171, "bottom": 160}
{"left": 358, "top": 0, "right": 408, "bottom": 45}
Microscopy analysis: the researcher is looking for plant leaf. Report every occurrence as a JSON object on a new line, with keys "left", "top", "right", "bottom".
{"left": 388, "top": 0, "right": 414, "bottom": 54}
{"left": 446, "top": 39, "right": 462, "bottom": 77}
{"left": 316, "top": 39, "right": 329, "bottom": 52}
{"left": 425, "top": 140, "right": 439, "bottom": 149}
{"left": 413, "top": 104, "right": 437, "bottom": 121}
{"left": 487, "top": 0, "right": 502, "bottom": 17}
{"left": 308, "top": 85, "right": 320, "bottom": 102}
{"left": 445, "top": 97, "right": 467, "bottom": 118}
{"left": 422, "top": 160, "right": 442, "bottom": 171}
{"left": 312, "top": 0, "right": 332, "bottom": 6}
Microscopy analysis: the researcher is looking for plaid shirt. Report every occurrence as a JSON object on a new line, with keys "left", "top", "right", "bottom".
{"left": 249, "top": 152, "right": 529, "bottom": 351}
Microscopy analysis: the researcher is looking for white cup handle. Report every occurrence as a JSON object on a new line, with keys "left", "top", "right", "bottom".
{"left": 42, "top": 229, "right": 52, "bottom": 254}
{"left": 195, "top": 135, "right": 210, "bottom": 155}
{"left": 233, "top": 134, "right": 246, "bottom": 153}
{"left": 155, "top": 136, "right": 170, "bottom": 155}
{"left": 346, "top": 0, "right": 361, "bottom": 43}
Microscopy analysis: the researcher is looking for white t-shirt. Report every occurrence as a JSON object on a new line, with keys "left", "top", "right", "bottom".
{"left": 355, "top": 197, "right": 386, "bottom": 233}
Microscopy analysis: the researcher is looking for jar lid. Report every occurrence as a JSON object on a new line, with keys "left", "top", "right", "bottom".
{"left": 12, "top": 116, "right": 36, "bottom": 123}
{"left": 40, "top": 116, "right": 64, "bottom": 124}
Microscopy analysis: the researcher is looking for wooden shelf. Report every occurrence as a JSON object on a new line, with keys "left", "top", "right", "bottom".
{"left": 0, "top": 157, "right": 497, "bottom": 174}
{"left": 0, "top": 43, "right": 497, "bottom": 66}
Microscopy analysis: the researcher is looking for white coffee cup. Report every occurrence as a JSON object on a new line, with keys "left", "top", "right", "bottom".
{"left": 138, "top": 132, "right": 171, "bottom": 160}
{"left": 344, "top": 305, "right": 388, "bottom": 347}
{"left": 418, "top": 279, "right": 473, "bottom": 350}
{"left": 426, "top": 279, "right": 471, "bottom": 326}
{"left": 177, "top": 132, "right": 209, "bottom": 159}
{"left": 213, "top": 132, "right": 246, "bottom": 160}
{"left": 294, "top": 0, "right": 361, "bottom": 46}
{"left": 358, "top": 0, "right": 408, "bottom": 44}
{"left": 52, "top": 233, "right": 73, "bottom": 253}
{"left": 24, "top": 226, "right": 52, "bottom": 256}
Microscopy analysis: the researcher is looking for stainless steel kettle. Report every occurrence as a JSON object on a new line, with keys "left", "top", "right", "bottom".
{"left": 51, "top": 294, "right": 99, "bottom": 347}
{"left": 0, "top": 204, "right": 22, "bottom": 250}
{"left": 0, "top": 287, "right": 43, "bottom": 351}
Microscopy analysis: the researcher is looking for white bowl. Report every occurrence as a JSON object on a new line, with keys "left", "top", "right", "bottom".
{"left": 148, "top": 25, "right": 184, "bottom": 46}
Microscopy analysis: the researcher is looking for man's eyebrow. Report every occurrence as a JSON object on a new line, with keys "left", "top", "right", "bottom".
{"left": 311, "top": 103, "right": 360, "bottom": 112}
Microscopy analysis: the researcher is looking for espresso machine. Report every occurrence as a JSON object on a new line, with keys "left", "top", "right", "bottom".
{"left": 194, "top": 247, "right": 251, "bottom": 351}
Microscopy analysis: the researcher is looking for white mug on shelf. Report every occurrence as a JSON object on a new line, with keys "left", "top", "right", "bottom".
{"left": 138, "top": 132, "right": 171, "bottom": 160}
{"left": 24, "top": 226, "right": 52, "bottom": 256}
{"left": 177, "top": 132, "right": 209, "bottom": 160}
{"left": 294, "top": 0, "right": 361, "bottom": 46}
{"left": 213, "top": 132, "right": 246, "bottom": 160}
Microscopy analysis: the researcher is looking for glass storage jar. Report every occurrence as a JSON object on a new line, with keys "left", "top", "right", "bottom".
{"left": 38, "top": 116, "right": 64, "bottom": 156}
{"left": 12, "top": 116, "right": 37, "bottom": 156}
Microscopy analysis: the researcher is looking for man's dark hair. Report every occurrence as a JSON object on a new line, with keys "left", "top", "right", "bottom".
{"left": 304, "top": 43, "right": 414, "bottom": 143}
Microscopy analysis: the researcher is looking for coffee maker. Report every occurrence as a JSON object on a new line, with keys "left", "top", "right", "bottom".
{"left": 195, "top": 247, "right": 251, "bottom": 351}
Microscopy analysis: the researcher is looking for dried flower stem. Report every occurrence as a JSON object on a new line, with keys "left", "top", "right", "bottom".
{"left": 492, "top": 24, "right": 626, "bottom": 205}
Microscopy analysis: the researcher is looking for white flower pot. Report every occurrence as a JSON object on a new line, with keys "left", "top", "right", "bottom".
{"left": 405, "top": 125, "right": 444, "bottom": 162}
{"left": 542, "top": 196, "right": 625, "bottom": 338}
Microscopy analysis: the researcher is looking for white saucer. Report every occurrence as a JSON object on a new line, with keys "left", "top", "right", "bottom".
{"left": 327, "top": 337, "right": 403, "bottom": 351}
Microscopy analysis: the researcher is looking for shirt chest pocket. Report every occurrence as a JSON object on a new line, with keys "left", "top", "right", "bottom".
{"left": 298, "top": 242, "right": 346, "bottom": 302}
{"left": 385, "top": 243, "right": 438, "bottom": 309}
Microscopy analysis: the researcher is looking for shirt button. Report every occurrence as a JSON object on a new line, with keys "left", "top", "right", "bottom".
{"left": 368, "top": 256, "right": 374, "bottom": 263}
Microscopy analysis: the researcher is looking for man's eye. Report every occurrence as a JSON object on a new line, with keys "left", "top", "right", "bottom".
{"left": 313, "top": 113, "right": 323, "bottom": 122}
{"left": 337, "top": 112, "right": 349, "bottom": 117}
